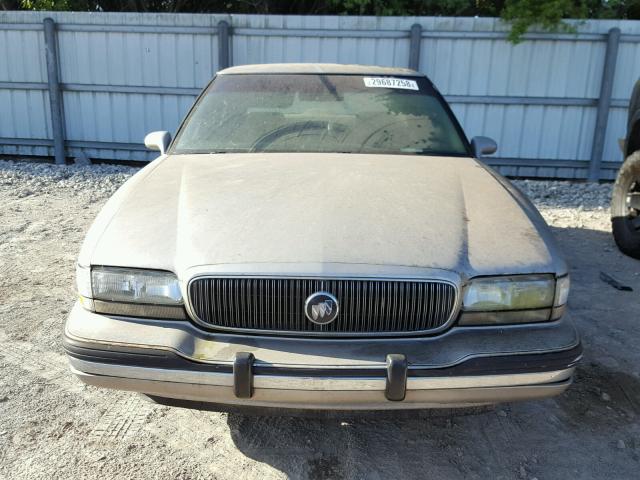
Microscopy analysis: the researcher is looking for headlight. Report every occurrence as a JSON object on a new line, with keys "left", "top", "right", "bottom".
{"left": 459, "top": 274, "right": 567, "bottom": 326}
{"left": 462, "top": 274, "right": 555, "bottom": 311}
{"left": 77, "top": 266, "right": 186, "bottom": 320}
{"left": 92, "top": 267, "right": 182, "bottom": 305}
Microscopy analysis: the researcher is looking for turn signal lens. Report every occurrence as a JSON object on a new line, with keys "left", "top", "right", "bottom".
{"left": 76, "top": 264, "right": 93, "bottom": 298}
{"left": 554, "top": 275, "right": 570, "bottom": 307}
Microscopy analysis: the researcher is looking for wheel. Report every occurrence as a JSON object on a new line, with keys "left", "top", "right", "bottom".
{"left": 611, "top": 150, "right": 640, "bottom": 259}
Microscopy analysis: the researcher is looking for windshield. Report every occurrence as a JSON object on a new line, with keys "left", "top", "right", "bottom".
{"left": 172, "top": 74, "right": 469, "bottom": 156}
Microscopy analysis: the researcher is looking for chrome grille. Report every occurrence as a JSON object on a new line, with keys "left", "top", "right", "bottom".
{"left": 188, "top": 277, "right": 458, "bottom": 336}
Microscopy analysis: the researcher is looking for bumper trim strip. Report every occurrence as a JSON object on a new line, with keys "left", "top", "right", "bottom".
{"left": 68, "top": 357, "right": 574, "bottom": 392}
{"left": 63, "top": 333, "right": 582, "bottom": 378}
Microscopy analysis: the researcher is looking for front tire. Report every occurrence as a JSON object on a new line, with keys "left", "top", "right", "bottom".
{"left": 611, "top": 150, "right": 640, "bottom": 259}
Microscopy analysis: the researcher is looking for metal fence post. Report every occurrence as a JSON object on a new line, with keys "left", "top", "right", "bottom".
{"left": 408, "top": 23, "right": 422, "bottom": 71}
{"left": 43, "top": 18, "right": 66, "bottom": 165}
{"left": 588, "top": 27, "right": 621, "bottom": 182}
{"left": 217, "top": 20, "right": 231, "bottom": 70}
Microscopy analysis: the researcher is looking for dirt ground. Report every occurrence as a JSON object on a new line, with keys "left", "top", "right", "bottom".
{"left": 1, "top": 161, "right": 640, "bottom": 479}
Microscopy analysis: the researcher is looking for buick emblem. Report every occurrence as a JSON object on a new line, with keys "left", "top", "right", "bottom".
{"left": 304, "top": 292, "right": 339, "bottom": 325}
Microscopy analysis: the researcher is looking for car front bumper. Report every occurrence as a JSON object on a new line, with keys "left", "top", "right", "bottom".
{"left": 64, "top": 302, "right": 581, "bottom": 410}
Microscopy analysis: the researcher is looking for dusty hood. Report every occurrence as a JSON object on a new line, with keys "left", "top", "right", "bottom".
{"left": 80, "top": 153, "right": 566, "bottom": 279}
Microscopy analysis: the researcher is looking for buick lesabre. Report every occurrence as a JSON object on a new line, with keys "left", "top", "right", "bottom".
{"left": 64, "top": 64, "right": 581, "bottom": 411}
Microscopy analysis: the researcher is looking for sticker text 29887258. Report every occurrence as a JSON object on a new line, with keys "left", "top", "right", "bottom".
{"left": 363, "top": 77, "right": 419, "bottom": 90}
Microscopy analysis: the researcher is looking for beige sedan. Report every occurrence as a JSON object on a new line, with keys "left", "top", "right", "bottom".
{"left": 64, "top": 64, "right": 579, "bottom": 412}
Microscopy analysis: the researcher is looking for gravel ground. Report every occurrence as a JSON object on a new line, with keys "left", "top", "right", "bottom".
{"left": 1, "top": 159, "right": 639, "bottom": 479}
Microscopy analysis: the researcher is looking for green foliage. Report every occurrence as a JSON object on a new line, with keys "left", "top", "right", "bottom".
{"left": 332, "top": 0, "right": 433, "bottom": 16}
{"left": 587, "top": 0, "right": 640, "bottom": 19}
{"left": 328, "top": 0, "right": 497, "bottom": 16}
{"left": 21, "top": 0, "right": 69, "bottom": 10}
{"left": 501, "top": 0, "right": 587, "bottom": 43}
{"left": 9, "top": 0, "right": 640, "bottom": 44}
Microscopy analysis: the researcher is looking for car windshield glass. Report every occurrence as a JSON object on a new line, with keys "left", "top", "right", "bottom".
{"left": 172, "top": 74, "right": 468, "bottom": 156}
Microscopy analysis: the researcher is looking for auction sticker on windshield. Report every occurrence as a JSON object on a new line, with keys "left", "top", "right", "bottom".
{"left": 363, "top": 77, "right": 419, "bottom": 90}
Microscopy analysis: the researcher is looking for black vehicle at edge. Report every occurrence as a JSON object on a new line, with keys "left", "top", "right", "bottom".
{"left": 612, "top": 79, "right": 640, "bottom": 259}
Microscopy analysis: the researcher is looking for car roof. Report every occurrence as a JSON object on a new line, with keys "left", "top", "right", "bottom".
{"left": 217, "top": 63, "right": 423, "bottom": 77}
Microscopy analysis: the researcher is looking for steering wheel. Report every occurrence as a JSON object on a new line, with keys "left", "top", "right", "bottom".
{"left": 358, "top": 117, "right": 441, "bottom": 153}
{"left": 250, "top": 121, "right": 348, "bottom": 152}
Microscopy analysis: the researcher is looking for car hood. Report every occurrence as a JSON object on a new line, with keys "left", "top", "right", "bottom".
{"left": 80, "top": 153, "right": 566, "bottom": 279}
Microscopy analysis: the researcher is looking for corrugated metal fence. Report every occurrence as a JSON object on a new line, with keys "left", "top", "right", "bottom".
{"left": 2, "top": 12, "right": 640, "bottom": 179}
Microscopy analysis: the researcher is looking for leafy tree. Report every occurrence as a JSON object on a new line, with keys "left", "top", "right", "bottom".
{"left": 20, "top": 0, "right": 70, "bottom": 9}
{"left": 501, "top": 0, "right": 588, "bottom": 43}
{"left": 328, "top": 0, "right": 499, "bottom": 16}
{"left": 8, "top": 0, "right": 640, "bottom": 42}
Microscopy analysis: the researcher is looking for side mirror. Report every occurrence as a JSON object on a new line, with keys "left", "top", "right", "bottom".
{"left": 471, "top": 136, "right": 497, "bottom": 158}
{"left": 144, "top": 131, "right": 172, "bottom": 155}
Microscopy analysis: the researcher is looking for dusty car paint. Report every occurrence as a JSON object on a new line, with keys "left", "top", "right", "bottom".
{"left": 67, "top": 63, "right": 579, "bottom": 410}
{"left": 79, "top": 153, "right": 566, "bottom": 281}
{"left": 65, "top": 304, "right": 579, "bottom": 368}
